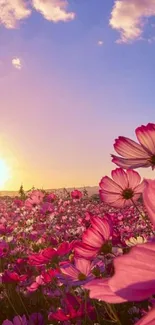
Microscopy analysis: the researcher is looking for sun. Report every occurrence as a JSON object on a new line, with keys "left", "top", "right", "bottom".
{"left": 0, "top": 159, "right": 11, "bottom": 189}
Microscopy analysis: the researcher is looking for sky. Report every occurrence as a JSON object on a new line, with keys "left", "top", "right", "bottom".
{"left": 0, "top": 0, "right": 155, "bottom": 191}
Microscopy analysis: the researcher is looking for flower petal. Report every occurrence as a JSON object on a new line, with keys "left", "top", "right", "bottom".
{"left": 136, "top": 123, "right": 155, "bottom": 155}
{"left": 84, "top": 279, "right": 127, "bottom": 303}
{"left": 109, "top": 243, "right": 155, "bottom": 301}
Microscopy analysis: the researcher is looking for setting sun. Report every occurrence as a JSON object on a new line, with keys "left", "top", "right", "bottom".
{"left": 0, "top": 159, "right": 11, "bottom": 189}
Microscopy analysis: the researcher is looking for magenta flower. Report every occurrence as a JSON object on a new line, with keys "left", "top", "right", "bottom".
{"left": 28, "top": 247, "right": 57, "bottom": 266}
{"left": 48, "top": 293, "right": 94, "bottom": 322}
{"left": 45, "top": 192, "right": 57, "bottom": 202}
{"left": 112, "top": 123, "right": 155, "bottom": 170}
{"left": 99, "top": 168, "right": 144, "bottom": 208}
{"left": 71, "top": 190, "right": 83, "bottom": 199}
{"left": 40, "top": 202, "right": 54, "bottom": 214}
{"left": 143, "top": 179, "right": 155, "bottom": 227}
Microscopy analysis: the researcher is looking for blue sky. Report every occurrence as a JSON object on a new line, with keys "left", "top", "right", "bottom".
{"left": 0, "top": 0, "right": 155, "bottom": 190}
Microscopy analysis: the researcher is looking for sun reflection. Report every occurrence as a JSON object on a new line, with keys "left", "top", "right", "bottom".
{"left": 0, "top": 159, "right": 11, "bottom": 189}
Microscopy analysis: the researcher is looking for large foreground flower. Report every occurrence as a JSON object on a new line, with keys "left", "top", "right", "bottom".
{"left": 85, "top": 242, "right": 155, "bottom": 324}
{"left": 85, "top": 242, "right": 155, "bottom": 302}
{"left": 143, "top": 179, "right": 155, "bottom": 227}
{"left": 112, "top": 123, "right": 155, "bottom": 170}
{"left": 99, "top": 168, "right": 144, "bottom": 208}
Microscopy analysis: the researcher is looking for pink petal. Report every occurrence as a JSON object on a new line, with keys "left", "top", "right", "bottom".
{"left": 74, "top": 242, "right": 98, "bottom": 259}
{"left": 112, "top": 168, "right": 128, "bottom": 189}
{"left": 74, "top": 258, "right": 91, "bottom": 275}
{"left": 135, "top": 308, "right": 155, "bottom": 325}
{"left": 100, "top": 191, "right": 125, "bottom": 208}
{"left": 84, "top": 279, "right": 127, "bottom": 303}
{"left": 99, "top": 176, "right": 121, "bottom": 193}
{"left": 90, "top": 216, "right": 112, "bottom": 240}
{"left": 143, "top": 179, "right": 155, "bottom": 227}
{"left": 136, "top": 123, "right": 155, "bottom": 155}
{"left": 82, "top": 228, "right": 104, "bottom": 248}
{"left": 109, "top": 243, "right": 155, "bottom": 301}
{"left": 112, "top": 155, "right": 151, "bottom": 169}
{"left": 114, "top": 136, "right": 149, "bottom": 158}
{"left": 60, "top": 264, "right": 79, "bottom": 280}
{"left": 126, "top": 170, "right": 141, "bottom": 189}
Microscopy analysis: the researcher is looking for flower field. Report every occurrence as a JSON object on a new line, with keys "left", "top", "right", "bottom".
{"left": 1, "top": 122, "right": 155, "bottom": 325}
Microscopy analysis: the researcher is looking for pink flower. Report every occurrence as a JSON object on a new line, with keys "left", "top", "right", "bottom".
{"left": 2, "top": 315, "right": 27, "bottom": 325}
{"left": 59, "top": 257, "right": 104, "bottom": 285}
{"left": 74, "top": 216, "right": 112, "bottom": 259}
{"left": 45, "top": 192, "right": 57, "bottom": 202}
{"left": 40, "top": 202, "right": 54, "bottom": 214}
{"left": 99, "top": 168, "right": 144, "bottom": 208}
{"left": 143, "top": 179, "right": 155, "bottom": 227}
{"left": 85, "top": 243, "right": 155, "bottom": 303}
{"left": 111, "top": 123, "right": 155, "bottom": 170}
{"left": 28, "top": 247, "right": 57, "bottom": 266}
{"left": 25, "top": 190, "right": 44, "bottom": 208}
{"left": 71, "top": 190, "right": 83, "bottom": 199}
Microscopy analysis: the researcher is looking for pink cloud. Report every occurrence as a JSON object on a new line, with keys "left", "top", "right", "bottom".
{"left": 0, "top": 0, "right": 75, "bottom": 29}
{"left": 0, "top": 0, "right": 31, "bottom": 29}
{"left": 110, "top": 0, "right": 155, "bottom": 43}
{"left": 32, "top": 0, "right": 75, "bottom": 23}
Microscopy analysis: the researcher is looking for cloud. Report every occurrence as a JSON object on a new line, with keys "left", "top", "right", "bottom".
{"left": 12, "top": 57, "right": 22, "bottom": 69}
{"left": 97, "top": 40, "right": 104, "bottom": 46}
{"left": 0, "top": 0, "right": 75, "bottom": 29}
{"left": 110, "top": 0, "right": 155, "bottom": 43}
{"left": 0, "top": 0, "right": 31, "bottom": 29}
{"left": 32, "top": 0, "right": 75, "bottom": 23}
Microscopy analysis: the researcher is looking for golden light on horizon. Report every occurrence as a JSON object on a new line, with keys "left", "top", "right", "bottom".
{"left": 0, "top": 159, "right": 11, "bottom": 189}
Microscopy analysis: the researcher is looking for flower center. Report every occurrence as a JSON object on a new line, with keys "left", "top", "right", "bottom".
{"left": 150, "top": 155, "right": 155, "bottom": 165}
{"left": 78, "top": 272, "right": 87, "bottom": 281}
{"left": 122, "top": 188, "right": 134, "bottom": 200}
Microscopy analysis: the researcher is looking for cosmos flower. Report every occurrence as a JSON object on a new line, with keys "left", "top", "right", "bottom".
{"left": 71, "top": 190, "right": 83, "bottom": 199}
{"left": 99, "top": 168, "right": 144, "bottom": 208}
{"left": 85, "top": 242, "right": 155, "bottom": 302}
{"left": 74, "top": 216, "right": 112, "bottom": 259}
{"left": 112, "top": 123, "right": 155, "bottom": 170}
{"left": 59, "top": 257, "right": 104, "bottom": 285}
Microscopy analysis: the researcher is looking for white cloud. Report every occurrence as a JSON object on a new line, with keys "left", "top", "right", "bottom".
{"left": 0, "top": 0, "right": 75, "bottom": 29}
{"left": 12, "top": 57, "right": 22, "bottom": 69}
{"left": 32, "top": 0, "right": 75, "bottom": 23}
{"left": 0, "top": 0, "right": 31, "bottom": 29}
{"left": 110, "top": 0, "right": 155, "bottom": 43}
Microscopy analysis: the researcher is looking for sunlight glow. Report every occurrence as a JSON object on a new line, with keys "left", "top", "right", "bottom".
{"left": 0, "top": 159, "right": 11, "bottom": 189}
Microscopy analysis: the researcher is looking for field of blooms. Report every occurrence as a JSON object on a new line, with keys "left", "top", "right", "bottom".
{"left": 1, "top": 122, "right": 155, "bottom": 325}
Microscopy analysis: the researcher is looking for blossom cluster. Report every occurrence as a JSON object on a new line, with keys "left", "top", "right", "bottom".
{"left": 0, "top": 122, "right": 155, "bottom": 324}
